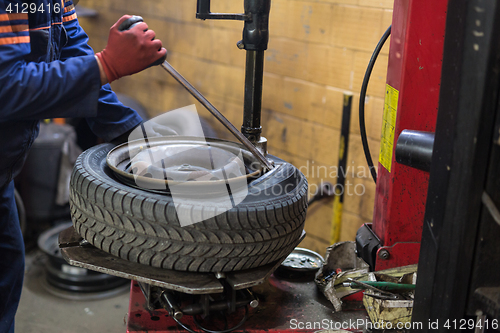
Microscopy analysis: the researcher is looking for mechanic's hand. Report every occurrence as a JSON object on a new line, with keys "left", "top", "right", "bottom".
{"left": 95, "top": 15, "right": 167, "bottom": 83}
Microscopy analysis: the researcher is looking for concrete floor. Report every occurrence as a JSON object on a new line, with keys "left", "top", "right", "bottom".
{"left": 16, "top": 250, "right": 131, "bottom": 333}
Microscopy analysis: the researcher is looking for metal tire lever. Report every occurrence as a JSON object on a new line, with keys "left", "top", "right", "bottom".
{"left": 118, "top": 16, "right": 274, "bottom": 171}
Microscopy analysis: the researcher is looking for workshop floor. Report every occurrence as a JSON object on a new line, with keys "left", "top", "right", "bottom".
{"left": 16, "top": 250, "right": 131, "bottom": 333}
{"left": 15, "top": 250, "right": 370, "bottom": 333}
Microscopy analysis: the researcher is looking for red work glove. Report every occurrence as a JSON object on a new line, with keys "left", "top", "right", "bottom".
{"left": 95, "top": 15, "right": 167, "bottom": 83}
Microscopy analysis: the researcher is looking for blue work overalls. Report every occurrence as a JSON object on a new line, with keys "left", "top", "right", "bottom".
{"left": 0, "top": 1, "right": 142, "bottom": 331}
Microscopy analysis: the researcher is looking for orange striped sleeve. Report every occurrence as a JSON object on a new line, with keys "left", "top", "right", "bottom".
{"left": 62, "top": 13, "right": 77, "bottom": 22}
{"left": 0, "top": 24, "right": 28, "bottom": 33}
{"left": 64, "top": 4, "right": 74, "bottom": 13}
{"left": 0, "top": 13, "right": 28, "bottom": 22}
{"left": 0, "top": 11, "right": 30, "bottom": 46}
{"left": 30, "top": 26, "right": 50, "bottom": 31}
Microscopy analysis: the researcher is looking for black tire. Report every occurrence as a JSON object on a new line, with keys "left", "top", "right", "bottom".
{"left": 69, "top": 144, "right": 308, "bottom": 273}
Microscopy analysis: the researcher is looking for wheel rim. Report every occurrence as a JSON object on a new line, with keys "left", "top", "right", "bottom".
{"left": 106, "top": 136, "right": 265, "bottom": 194}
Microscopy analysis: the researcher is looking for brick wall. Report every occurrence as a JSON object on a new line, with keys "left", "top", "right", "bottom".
{"left": 78, "top": 0, "right": 393, "bottom": 256}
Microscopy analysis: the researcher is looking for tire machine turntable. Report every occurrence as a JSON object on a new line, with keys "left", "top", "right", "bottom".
{"left": 59, "top": 1, "right": 366, "bottom": 332}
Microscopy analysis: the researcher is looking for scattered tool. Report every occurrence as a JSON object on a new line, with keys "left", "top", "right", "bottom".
{"left": 346, "top": 278, "right": 402, "bottom": 300}
{"left": 343, "top": 281, "right": 416, "bottom": 292}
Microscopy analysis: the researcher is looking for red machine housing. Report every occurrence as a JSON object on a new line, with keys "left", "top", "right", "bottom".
{"left": 126, "top": 280, "right": 366, "bottom": 333}
{"left": 369, "top": 0, "right": 448, "bottom": 270}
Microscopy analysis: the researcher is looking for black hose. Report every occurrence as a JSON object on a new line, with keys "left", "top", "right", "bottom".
{"left": 173, "top": 306, "right": 249, "bottom": 333}
{"left": 173, "top": 316, "right": 199, "bottom": 333}
{"left": 193, "top": 307, "right": 249, "bottom": 333}
{"left": 359, "top": 25, "right": 392, "bottom": 183}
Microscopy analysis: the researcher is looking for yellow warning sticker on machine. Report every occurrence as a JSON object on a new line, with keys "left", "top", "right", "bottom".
{"left": 379, "top": 84, "right": 399, "bottom": 173}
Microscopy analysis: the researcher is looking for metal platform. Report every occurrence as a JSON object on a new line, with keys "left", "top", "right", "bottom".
{"left": 59, "top": 226, "right": 305, "bottom": 294}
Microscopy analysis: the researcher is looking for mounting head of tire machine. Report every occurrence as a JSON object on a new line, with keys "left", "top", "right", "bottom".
{"left": 196, "top": 0, "right": 271, "bottom": 151}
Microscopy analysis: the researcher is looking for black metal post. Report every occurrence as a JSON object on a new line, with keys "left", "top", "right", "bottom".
{"left": 194, "top": 0, "right": 271, "bottom": 144}
{"left": 241, "top": 0, "right": 271, "bottom": 143}
{"left": 196, "top": 0, "right": 248, "bottom": 21}
{"left": 331, "top": 94, "right": 352, "bottom": 244}
{"left": 242, "top": 50, "right": 265, "bottom": 142}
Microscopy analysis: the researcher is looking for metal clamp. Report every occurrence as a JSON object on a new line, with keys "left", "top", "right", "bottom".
{"left": 196, "top": 0, "right": 251, "bottom": 21}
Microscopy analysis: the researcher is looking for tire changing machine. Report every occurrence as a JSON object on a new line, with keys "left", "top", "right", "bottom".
{"left": 60, "top": 1, "right": 367, "bottom": 332}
